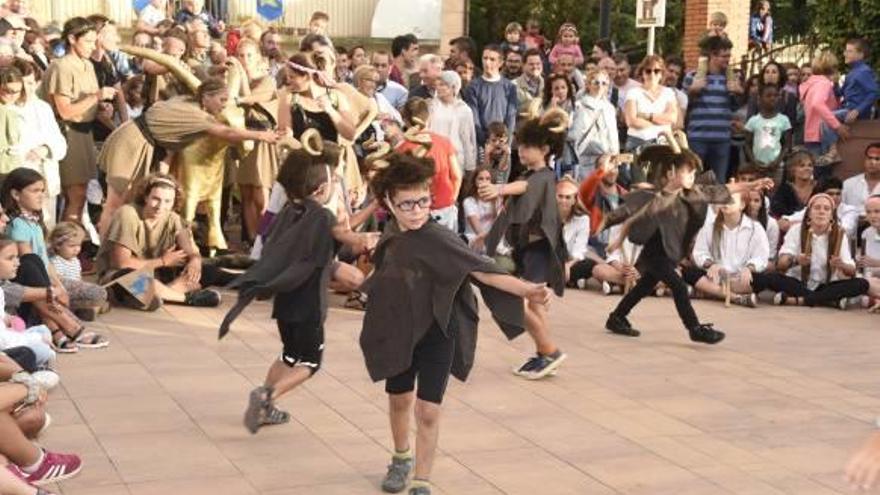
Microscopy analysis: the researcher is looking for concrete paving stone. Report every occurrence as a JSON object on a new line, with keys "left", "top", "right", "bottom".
{"left": 43, "top": 288, "right": 880, "bottom": 494}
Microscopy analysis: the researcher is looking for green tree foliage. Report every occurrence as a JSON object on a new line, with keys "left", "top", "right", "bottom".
{"left": 468, "top": 0, "right": 683, "bottom": 61}
{"left": 765, "top": 0, "right": 879, "bottom": 66}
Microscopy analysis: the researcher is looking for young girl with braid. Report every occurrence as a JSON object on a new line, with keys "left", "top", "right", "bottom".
{"left": 772, "top": 193, "right": 880, "bottom": 308}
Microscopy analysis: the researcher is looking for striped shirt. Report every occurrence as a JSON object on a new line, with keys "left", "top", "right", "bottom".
{"left": 683, "top": 72, "right": 734, "bottom": 141}
{"left": 49, "top": 255, "right": 82, "bottom": 281}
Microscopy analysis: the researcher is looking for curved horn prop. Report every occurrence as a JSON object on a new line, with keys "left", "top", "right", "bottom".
{"left": 660, "top": 129, "right": 682, "bottom": 154}
{"left": 120, "top": 44, "right": 202, "bottom": 93}
{"left": 301, "top": 128, "right": 324, "bottom": 157}
{"left": 538, "top": 107, "right": 571, "bottom": 133}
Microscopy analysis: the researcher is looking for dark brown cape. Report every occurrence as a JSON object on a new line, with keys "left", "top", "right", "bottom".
{"left": 602, "top": 172, "right": 732, "bottom": 262}
{"left": 219, "top": 200, "right": 336, "bottom": 339}
{"left": 359, "top": 222, "right": 525, "bottom": 383}
{"left": 484, "top": 167, "right": 567, "bottom": 296}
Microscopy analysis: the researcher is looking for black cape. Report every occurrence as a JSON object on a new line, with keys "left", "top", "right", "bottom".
{"left": 359, "top": 222, "right": 525, "bottom": 383}
{"left": 485, "top": 167, "right": 567, "bottom": 296}
{"left": 603, "top": 173, "right": 732, "bottom": 262}
{"left": 219, "top": 200, "right": 336, "bottom": 339}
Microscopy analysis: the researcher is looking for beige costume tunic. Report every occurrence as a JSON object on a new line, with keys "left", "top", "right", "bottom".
{"left": 41, "top": 53, "right": 99, "bottom": 187}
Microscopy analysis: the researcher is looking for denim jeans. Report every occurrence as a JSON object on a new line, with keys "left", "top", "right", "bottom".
{"left": 689, "top": 139, "right": 731, "bottom": 183}
{"left": 818, "top": 109, "right": 849, "bottom": 153}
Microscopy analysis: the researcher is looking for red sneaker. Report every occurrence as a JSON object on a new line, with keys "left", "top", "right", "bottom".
{"left": 23, "top": 450, "right": 82, "bottom": 485}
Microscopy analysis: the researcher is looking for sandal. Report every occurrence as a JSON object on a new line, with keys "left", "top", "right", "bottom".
{"left": 51, "top": 331, "right": 78, "bottom": 354}
{"left": 244, "top": 385, "right": 272, "bottom": 434}
{"left": 71, "top": 328, "right": 109, "bottom": 350}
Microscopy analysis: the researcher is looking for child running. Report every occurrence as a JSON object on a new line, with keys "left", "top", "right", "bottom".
{"left": 219, "top": 140, "right": 376, "bottom": 434}
{"left": 480, "top": 110, "right": 569, "bottom": 379}
{"left": 603, "top": 140, "right": 773, "bottom": 343}
{"left": 361, "top": 152, "right": 550, "bottom": 495}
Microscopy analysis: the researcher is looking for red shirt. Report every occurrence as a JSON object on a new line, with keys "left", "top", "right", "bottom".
{"left": 396, "top": 132, "right": 457, "bottom": 209}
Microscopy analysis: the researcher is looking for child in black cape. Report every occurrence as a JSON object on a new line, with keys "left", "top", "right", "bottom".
{"left": 602, "top": 143, "right": 773, "bottom": 343}
{"left": 218, "top": 140, "right": 376, "bottom": 434}
{"left": 478, "top": 109, "right": 568, "bottom": 380}
{"left": 360, "top": 153, "right": 551, "bottom": 495}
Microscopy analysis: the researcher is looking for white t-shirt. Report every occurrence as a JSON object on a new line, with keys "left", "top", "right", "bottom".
{"left": 765, "top": 216, "right": 780, "bottom": 261}
{"left": 779, "top": 227, "right": 853, "bottom": 289}
{"left": 562, "top": 214, "right": 590, "bottom": 261}
{"left": 462, "top": 197, "right": 498, "bottom": 244}
{"left": 139, "top": 4, "right": 166, "bottom": 27}
{"left": 861, "top": 226, "right": 880, "bottom": 278}
{"left": 625, "top": 86, "right": 675, "bottom": 141}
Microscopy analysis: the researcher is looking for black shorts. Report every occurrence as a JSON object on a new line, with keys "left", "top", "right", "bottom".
{"left": 277, "top": 318, "right": 324, "bottom": 375}
{"left": 385, "top": 323, "right": 455, "bottom": 404}
{"left": 516, "top": 238, "right": 552, "bottom": 284}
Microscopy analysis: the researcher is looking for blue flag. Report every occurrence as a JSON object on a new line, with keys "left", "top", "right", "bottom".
{"left": 256, "top": 0, "right": 283, "bottom": 21}
{"left": 133, "top": 0, "right": 150, "bottom": 13}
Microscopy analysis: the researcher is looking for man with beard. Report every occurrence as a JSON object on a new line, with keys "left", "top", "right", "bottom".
{"left": 503, "top": 49, "right": 523, "bottom": 80}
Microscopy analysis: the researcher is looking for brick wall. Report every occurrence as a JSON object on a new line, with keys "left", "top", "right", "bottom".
{"left": 683, "top": 0, "right": 750, "bottom": 70}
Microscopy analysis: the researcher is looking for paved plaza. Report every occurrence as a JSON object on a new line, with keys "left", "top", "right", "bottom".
{"left": 39, "top": 288, "right": 880, "bottom": 494}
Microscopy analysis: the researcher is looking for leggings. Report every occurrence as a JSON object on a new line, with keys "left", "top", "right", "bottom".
{"left": 682, "top": 267, "right": 870, "bottom": 306}
{"left": 612, "top": 234, "right": 700, "bottom": 330}
{"left": 13, "top": 254, "right": 51, "bottom": 327}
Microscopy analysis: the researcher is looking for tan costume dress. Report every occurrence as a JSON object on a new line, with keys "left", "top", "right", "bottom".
{"left": 236, "top": 76, "right": 278, "bottom": 189}
{"left": 96, "top": 204, "right": 186, "bottom": 282}
{"left": 98, "top": 97, "right": 216, "bottom": 195}
{"left": 41, "top": 53, "right": 99, "bottom": 187}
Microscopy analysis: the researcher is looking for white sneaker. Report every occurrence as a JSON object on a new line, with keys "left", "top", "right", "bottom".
{"left": 773, "top": 292, "right": 786, "bottom": 306}
{"left": 31, "top": 370, "right": 60, "bottom": 391}
{"left": 733, "top": 293, "right": 757, "bottom": 308}
{"left": 576, "top": 279, "right": 588, "bottom": 290}
{"left": 601, "top": 281, "right": 612, "bottom": 295}
{"left": 838, "top": 298, "right": 848, "bottom": 311}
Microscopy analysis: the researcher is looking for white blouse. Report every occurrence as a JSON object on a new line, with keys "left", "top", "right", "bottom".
{"left": 779, "top": 227, "right": 854, "bottom": 289}
{"left": 692, "top": 216, "right": 770, "bottom": 274}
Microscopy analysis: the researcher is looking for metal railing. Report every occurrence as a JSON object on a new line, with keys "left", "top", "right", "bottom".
{"left": 739, "top": 33, "right": 826, "bottom": 75}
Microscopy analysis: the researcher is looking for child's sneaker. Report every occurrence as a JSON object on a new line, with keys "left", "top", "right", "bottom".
{"left": 772, "top": 292, "right": 787, "bottom": 306}
{"left": 577, "top": 278, "right": 589, "bottom": 290}
{"left": 601, "top": 281, "right": 612, "bottom": 295}
{"left": 23, "top": 449, "right": 82, "bottom": 485}
{"left": 381, "top": 455, "right": 412, "bottom": 493}
{"left": 31, "top": 370, "right": 60, "bottom": 391}
{"left": 408, "top": 480, "right": 432, "bottom": 495}
{"left": 732, "top": 293, "right": 757, "bottom": 308}
{"left": 519, "top": 350, "right": 567, "bottom": 380}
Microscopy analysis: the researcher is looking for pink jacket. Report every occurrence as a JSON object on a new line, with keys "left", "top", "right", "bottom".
{"left": 799, "top": 75, "right": 840, "bottom": 143}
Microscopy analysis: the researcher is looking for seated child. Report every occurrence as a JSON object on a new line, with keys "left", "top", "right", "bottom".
{"left": 48, "top": 222, "right": 108, "bottom": 321}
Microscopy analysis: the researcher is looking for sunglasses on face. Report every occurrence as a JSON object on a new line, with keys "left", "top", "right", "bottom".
{"left": 643, "top": 68, "right": 663, "bottom": 75}
{"left": 395, "top": 196, "right": 431, "bottom": 212}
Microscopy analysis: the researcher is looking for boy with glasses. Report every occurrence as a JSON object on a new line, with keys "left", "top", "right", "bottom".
{"left": 364, "top": 153, "right": 549, "bottom": 495}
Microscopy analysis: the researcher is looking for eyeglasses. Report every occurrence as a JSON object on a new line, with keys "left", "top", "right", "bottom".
{"left": 394, "top": 196, "right": 431, "bottom": 212}
{"left": 556, "top": 194, "right": 576, "bottom": 200}
{"left": 643, "top": 68, "right": 663, "bottom": 75}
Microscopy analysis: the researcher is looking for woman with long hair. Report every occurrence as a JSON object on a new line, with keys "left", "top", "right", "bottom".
{"left": 568, "top": 68, "right": 619, "bottom": 180}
